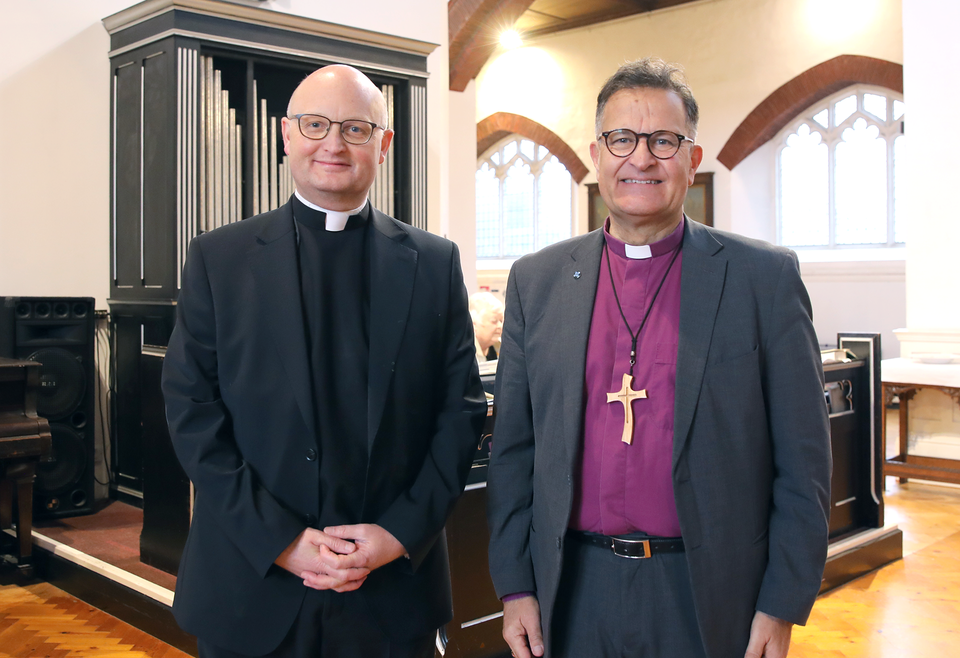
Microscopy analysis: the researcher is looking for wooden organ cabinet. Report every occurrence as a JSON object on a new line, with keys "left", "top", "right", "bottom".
{"left": 102, "top": 0, "right": 434, "bottom": 565}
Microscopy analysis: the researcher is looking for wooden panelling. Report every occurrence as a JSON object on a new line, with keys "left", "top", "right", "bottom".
{"left": 516, "top": 0, "right": 701, "bottom": 37}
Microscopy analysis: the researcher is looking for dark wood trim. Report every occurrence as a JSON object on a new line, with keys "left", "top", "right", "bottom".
{"left": 885, "top": 455, "right": 960, "bottom": 485}
{"left": 882, "top": 380, "right": 960, "bottom": 485}
{"left": 689, "top": 172, "right": 713, "bottom": 227}
{"left": 820, "top": 527, "right": 902, "bottom": 594}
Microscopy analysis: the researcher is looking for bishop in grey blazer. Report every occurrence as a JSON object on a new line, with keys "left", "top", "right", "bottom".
{"left": 487, "top": 59, "right": 830, "bottom": 658}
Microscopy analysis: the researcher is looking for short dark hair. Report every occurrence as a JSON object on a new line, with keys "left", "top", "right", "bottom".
{"left": 595, "top": 58, "right": 699, "bottom": 138}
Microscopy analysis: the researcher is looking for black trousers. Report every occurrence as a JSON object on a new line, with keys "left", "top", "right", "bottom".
{"left": 198, "top": 587, "right": 435, "bottom": 658}
{"left": 551, "top": 536, "right": 707, "bottom": 658}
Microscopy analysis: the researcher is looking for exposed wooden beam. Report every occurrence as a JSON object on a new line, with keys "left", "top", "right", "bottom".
{"left": 449, "top": 0, "right": 536, "bottom": 92}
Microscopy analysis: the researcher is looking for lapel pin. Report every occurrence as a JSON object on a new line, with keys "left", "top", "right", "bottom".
{"left": 573, "top": 271, "right": 581, "bottom": 279}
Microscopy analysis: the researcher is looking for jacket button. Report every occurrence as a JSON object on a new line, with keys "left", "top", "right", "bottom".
{"left": 305, "top": 514, "right": 318, "bottom": 527}
{"left": 305, "top": 449, "right": 318, "bottom": 462}
{"left": 557, "top": 537, "right": 562, "bottom": 550}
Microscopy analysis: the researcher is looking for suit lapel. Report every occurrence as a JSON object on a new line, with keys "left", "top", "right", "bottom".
{"left": 248, "top": 201, "right": 317, "bottom": 441}
{"left": 562, "top": 231, "right": 605, "bottom": 465}
{"left": 673, "top": 220, "right": 726, "bottom": 467}
{"left": 367, "top": 209, "right": 417, "bottom": 451}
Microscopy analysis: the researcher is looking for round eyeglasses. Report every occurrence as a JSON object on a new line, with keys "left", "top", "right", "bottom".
{"left": 598, "top": 129, "right": 694, "bottom": 159}
{"left": 291, "top": 113, "right": 385, "bottom": 145}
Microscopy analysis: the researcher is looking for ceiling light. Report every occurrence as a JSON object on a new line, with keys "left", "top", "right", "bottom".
{"left": 499, "top": 30, "right": 523, "bottom": 50}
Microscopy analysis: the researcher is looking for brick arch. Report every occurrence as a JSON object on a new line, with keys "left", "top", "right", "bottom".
{"left": 477, "top": 112, "right": 590, "bottom": 183}
{"left": 718, "top": 55, "right": 902, "bottom": 170}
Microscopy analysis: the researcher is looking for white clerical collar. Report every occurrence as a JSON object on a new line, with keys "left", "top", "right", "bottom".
{"left": 295, "top": 190, "right": 366, "bottom": 232}
{"left": 624, "top": 244, "right": 653, "bottom": 260}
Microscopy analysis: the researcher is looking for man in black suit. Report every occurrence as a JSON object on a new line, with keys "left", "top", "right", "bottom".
{"left": 162, "top": 64, "right": 486, "bottom": 657}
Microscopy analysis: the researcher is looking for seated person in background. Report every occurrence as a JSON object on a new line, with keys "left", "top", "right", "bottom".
{"left": 469, "top": 292, "right": 504, "bottom": 361}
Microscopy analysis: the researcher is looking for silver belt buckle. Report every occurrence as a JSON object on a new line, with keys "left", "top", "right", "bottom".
{"left": 610, "top": 537, "right": 652, "bottom": 559}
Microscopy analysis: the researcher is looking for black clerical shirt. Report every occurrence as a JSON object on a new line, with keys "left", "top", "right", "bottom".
{"left": 294, "top": 195, "right": 371, "bottom": 527}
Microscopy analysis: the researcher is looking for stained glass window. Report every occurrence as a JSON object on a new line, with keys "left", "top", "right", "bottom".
{"left": 476, "top": 136, "right": 573, "bottom": 260}
{"left": 777, "top": 87, "right": 905, "bottom": 249}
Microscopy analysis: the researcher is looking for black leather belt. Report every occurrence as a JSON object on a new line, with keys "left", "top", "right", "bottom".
{"left": 568, "top": 530, "right": 685, "bottom": 559}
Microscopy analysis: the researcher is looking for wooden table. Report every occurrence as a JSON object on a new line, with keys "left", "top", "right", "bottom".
{"left": 881, "top": 357, "right": 960, "bottom": 484}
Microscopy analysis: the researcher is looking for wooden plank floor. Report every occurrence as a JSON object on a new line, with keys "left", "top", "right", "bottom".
{"left": 0, "top": 477, "right": 958, "bottom": 657}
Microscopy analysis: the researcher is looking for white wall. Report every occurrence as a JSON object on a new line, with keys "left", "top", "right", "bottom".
{"left": 0, "top": 0, "right": 451, "bottom": 310}
{"left": 474, "top": 0, "right": 906, "bottom": 355}
{"left": 901, "top": 0, "right": 960, "bottom": 332}
{"left": 800, "top": 261, "right": 906, "bottom": 356}
{"left": 447, "top": 80, "right": 478, "bottom": 292}
{"left": 476, "top": 0, "right": 902, "bottom": 232}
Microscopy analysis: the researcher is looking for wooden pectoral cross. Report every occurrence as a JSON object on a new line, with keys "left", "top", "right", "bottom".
{"left": 607, "top": 372, "right": 647, "bottom": 445}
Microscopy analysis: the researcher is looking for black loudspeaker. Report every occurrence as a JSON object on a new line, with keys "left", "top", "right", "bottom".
{"left": 1, "top": 296, "right": 97, "bottom": 518}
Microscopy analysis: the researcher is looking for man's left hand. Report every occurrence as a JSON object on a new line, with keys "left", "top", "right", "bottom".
{"left": 744, "top": 611, "right": 793, "bottom": 658}
{"left": 319, "top": 523, "right": 407, "bottom": 572}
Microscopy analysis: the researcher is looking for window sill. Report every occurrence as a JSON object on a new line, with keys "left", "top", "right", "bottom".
{"left": 798, "top": 258, "right": 905, "bottom": 283}
{"left": 477, "top": 259, "right": 517, "bottom": 271}
{"left": 793, "top": 246, "right": 905, "bottom": 263}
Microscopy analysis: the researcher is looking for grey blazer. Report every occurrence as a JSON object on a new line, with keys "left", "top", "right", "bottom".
{"left": 487, "top": 219, "right": 831, "bottom": 658}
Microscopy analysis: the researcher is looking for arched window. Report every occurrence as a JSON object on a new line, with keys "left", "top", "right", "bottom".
{"left": 476, "top": 135, "right": 574, "bottom": 261}
{"left": 777, "top": 86, "right": 905, "bottom": 248}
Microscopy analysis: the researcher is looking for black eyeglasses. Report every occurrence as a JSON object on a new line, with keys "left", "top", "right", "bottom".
{"left": 598, "top": 129, "right": 693, "bottom": 159}
{"left": 291, "top": 113, "right": 385, "bottom": 145}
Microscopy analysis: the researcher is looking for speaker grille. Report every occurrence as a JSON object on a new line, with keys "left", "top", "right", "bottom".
{"left": 25, "top": 347, "right": 87, "bottom": 420}
{"left": 2, "top": 295, "right": 97, "bottom": 518}
{"left": 36, "top": 424, "right": 87, "bottom": 497}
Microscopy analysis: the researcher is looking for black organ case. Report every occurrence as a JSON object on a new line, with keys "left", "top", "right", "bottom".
{"left": 820, "top": 333, "right": 902, "bottom": 592}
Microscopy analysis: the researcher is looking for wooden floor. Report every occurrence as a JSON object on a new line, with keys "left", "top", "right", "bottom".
{"left": 0, "top": 580, "right": 190, "bottom": 658}
{"left": 1, "top": 477, "right": 959, "bottom": 657}
{"left": 791, "top": 478, "right": 960, "bottom": 657}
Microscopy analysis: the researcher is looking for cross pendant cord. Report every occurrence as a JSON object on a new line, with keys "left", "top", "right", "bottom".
{"left": 604, "top": 233, "right": 683, "bottom": 444}
{"left": 604, "top": 235, "right": 683, "bottom": 377}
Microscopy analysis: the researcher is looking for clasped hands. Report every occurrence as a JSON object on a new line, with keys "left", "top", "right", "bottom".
{"left": 275, "top": 524, "right": 406, "bottom": 593}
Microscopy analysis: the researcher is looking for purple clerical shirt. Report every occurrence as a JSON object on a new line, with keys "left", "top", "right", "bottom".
{"left": 569, "top": 218, "right": 685, "bottom": 537}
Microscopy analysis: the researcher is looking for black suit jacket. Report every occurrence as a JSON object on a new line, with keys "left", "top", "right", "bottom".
{"left": 162, "top": 200, "right": 486, "bottom": 654}
{"left": 487, "top": 220, "right": 831, "bottom": 658}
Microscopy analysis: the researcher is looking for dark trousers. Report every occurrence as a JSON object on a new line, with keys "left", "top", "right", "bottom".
{"left": 552, "top": 536, "right": 707, "bottom": 658}
{"left": 198, "top": 587, "right": 435, "bottom": 658}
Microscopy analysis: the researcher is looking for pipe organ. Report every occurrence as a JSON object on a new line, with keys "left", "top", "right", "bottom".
{"left": 103, "top": 0, "right": 435, "bottom": 500}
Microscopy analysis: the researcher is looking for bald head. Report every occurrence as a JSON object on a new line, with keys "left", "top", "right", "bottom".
{"left": 287, "top": 65, "right": 388, "bottom": 128}
{"left": 281, "top": 63, "right": 394, "bottom": 210}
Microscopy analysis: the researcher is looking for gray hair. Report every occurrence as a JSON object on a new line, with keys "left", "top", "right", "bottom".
{"left": 595, "top": 58, "right": 699, "bottom": 138}
{"left": 469, "top": 291, "right": 504, "bottom": 323}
